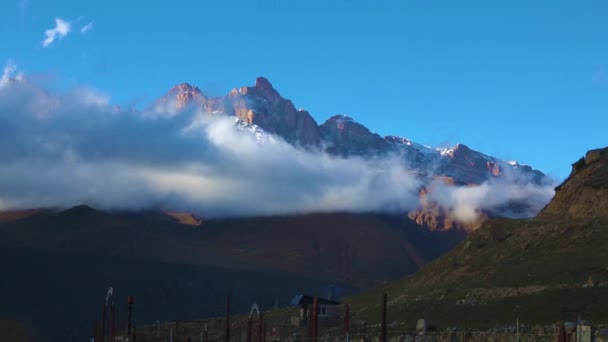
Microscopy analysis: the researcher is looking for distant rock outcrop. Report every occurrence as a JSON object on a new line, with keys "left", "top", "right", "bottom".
{"left": 540, "top": 147, "right": 608, "bottom": 218}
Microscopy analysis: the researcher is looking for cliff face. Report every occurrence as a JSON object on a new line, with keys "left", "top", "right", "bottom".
{"left": 540, "top": 147, "right": 608, "bottom": 218}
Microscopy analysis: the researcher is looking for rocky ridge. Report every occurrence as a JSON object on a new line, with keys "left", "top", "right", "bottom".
{"left": 157, "top": 77, "right": 551, "bottom": 231}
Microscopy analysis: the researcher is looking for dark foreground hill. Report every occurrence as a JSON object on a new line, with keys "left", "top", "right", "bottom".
{"left": 341, "top": 147, "right": 608, "bottom": 329}
{"left": 0, "top": 210, "right": 463, "bottom": 341}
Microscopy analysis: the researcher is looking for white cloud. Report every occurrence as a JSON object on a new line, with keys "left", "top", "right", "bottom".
{"left": 0, "top": 74, "right": 555, "bottom": 221}
{"left": 41, "top": 18, "right": 71, "bottom": 47}
{"left": 80, "top": 21, "right": 93, "bottom": 34}
{"left": 0, "top": 79, "right": 422, "bottom": 216}
{"left": 0, "top": 61, "right": 24, "bottom": 88}
{"left": 426, "top": 179, "right": 554, "bottom": 224}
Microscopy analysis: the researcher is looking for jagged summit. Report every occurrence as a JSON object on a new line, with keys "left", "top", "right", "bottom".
{"left": 159, "top": 77, "right": 319, "bottom": 145}
{"left": 320, "top": 114, "right": 389, "bottom": 156}
{"left": 254, "top": 76, "right": 274, "bottom": 90}
{"left": 169, "top": 83, "right": 203, "bottom": 94}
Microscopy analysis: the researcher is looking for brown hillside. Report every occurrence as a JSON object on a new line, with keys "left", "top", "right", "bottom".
{"left": 540, "top": 147, "right": 608, "bottom": 218}
{"left": 341, "top": 147, "right": 608, "bottom": 329}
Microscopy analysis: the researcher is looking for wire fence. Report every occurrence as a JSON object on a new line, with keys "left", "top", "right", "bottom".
{"left": 92, "top": 292, "right": 608, "bottom": 342}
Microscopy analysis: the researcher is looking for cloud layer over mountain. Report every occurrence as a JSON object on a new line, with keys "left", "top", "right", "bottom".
{"left": 0, "top": 77, "right": 422, "bottom": 216}
{"left": 0, "top": 72, "right": 554, "bottom": 221}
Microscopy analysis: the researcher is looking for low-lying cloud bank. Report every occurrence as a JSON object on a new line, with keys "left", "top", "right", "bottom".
{"left": 0, "top": 70, "right": 554, "bottom": 221}
{"left": 426, "top": 179, "right": 554, "bottom": 224}
{"left": 0, "top": 76, "right": 421, "bottom": 216}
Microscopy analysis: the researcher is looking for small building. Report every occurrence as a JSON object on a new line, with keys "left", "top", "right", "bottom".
{"left": 289, "top": 295, "right": 341, "bottom": 327}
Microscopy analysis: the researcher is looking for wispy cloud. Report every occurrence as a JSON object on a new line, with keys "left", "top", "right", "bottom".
{"left": 80, "top": 21, "right": 94, "bottom": 34}
{"left": 0, "top": 61, "right": 24, "bottom": 88}
{"left": 41, "top": 18, "right": 71, "bottom": 47}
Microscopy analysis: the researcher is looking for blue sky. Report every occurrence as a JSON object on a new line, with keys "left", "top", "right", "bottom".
{"left": 1, "top": 0, "right": 607, "bottom": 180}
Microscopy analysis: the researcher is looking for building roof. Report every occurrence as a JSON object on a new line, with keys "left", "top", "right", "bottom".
{"left": 289, "top": 295, "right": 340, "bottom": 306}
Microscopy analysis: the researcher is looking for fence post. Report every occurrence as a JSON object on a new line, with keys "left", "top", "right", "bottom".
{"left": 92, "top": 320, "right": 99, "bottom": 342}
{"left": 101, "top": 303, "right": 107, "bottom": 342}
{"left": 312, "top": 297, "right": 319, "bottom": 342}
{"left": 344, "top": 304, "right": 350, "bottom": 342}
{"left": 380, "top": 293, "right": 387, "bottom": 342}
{"left": 247, "top": 315, "right": 253, "bottom": 342}
{"left": 110, "top": 302, "right": 115, "bottom": 342}
{"left": 258, "top": 312, "right": 264, "bottom": 342}
{"left": 362, "top": 321, "right": 367, "bottom": 342}
{"left": 127, "top": 296, "right": 134, "bottom": 339}
{"left": 308, "top": 304, "right": 314, "bottom": 341}
{"left": 225, "top": 296, "right": 231, "bottom": 342}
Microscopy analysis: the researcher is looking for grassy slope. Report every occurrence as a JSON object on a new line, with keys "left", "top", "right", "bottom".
{"left": 346, "top": 215, "right": 608, "bottom": 330}
{"left": 0, "top": 209, "right": 463, "bottom": 340}
{"left": 342, "top": 149, "right": 608, "bottom": 331}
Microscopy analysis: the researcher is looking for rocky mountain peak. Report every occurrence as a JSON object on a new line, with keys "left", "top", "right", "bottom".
{"left": 320, "top": 115, "right": 389, "bottom": 156}
{"left": 236, "top": 76, "right": 281, "bottom": 102}
{"left": 157, "top": 82, "right": 207, "bottom": 110}
{"left": 159, "top": 77, "right": 319, "bottom": 145}
{"left": 254, "top": 76, "right": 273, "bottom": 90}
{"left": 170, "top": 83, "right": 203, "bottom": 94}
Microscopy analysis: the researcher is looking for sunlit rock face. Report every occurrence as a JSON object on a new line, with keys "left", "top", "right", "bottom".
{"left": 158, "top": 77, "right": 320, "bottom": 146}
{"left": 158, "top": 77, "right": 552, "bottom": 231}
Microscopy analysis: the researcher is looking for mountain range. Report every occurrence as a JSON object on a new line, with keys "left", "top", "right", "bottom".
{"left": 156, "top": 77, "right": 550, "bottom": 230}
{"left": 0, "top": 76, "right": 561, "bottom": 341}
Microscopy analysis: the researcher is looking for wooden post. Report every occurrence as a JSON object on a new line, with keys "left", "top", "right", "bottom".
{"left": 344, "top": 304, "right": 350, "bottom": 342}
{"left": 225, "top": 296, "right": 231, "bottom": 342}
{"left": 362, "top": 321, "right": 367, "bottom": 342}
{"left": 380, "top": 293, "right": 387, "bottom": 342}
{"left": 92, "top": 320, "right": 99, "bottom": 342}
{"left": 127, "top": 296, "right": 134, "bottom": 338}
{"left": 312, "top": 297, "right": 319, "bottom": 342}
{"left": 307, "top": 305, "right": 313, "bottom": 341}
{"left": 247, "top": 316, "right": 252, "bottom": 342}
{"left": 101, "top": 303, "right": 107, "bottom": 342}
{"left": 110, "top": 302, "right": 115, "bottom": 342}
{"left": 258, "top": 313, "right": 264, "bottom": 342}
